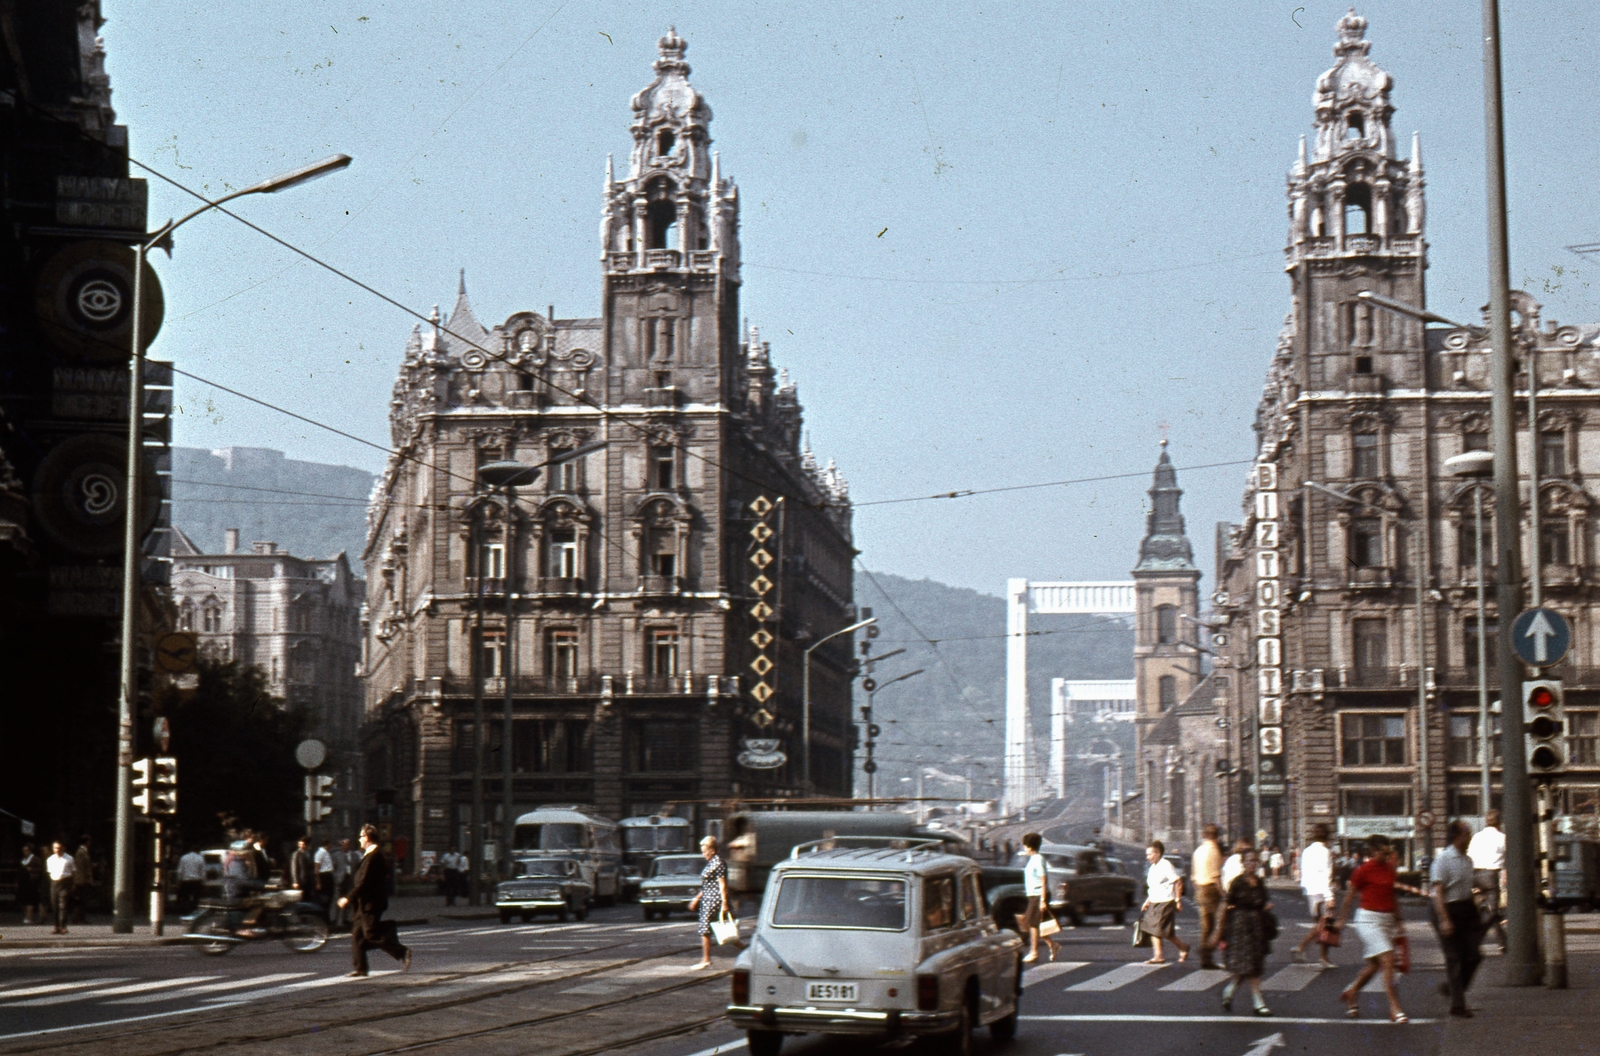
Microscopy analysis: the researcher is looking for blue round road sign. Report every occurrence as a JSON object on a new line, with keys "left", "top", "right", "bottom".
{"left": 1511, "top": 607, "right": 1571, "bottom": 667}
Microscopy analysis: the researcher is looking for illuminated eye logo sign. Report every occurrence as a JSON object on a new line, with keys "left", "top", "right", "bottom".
{"left": 74, "top": 278, "right": 124, "bottom": 323}
{"left": 80, "top": 472, "right": 119, "bottom": 516}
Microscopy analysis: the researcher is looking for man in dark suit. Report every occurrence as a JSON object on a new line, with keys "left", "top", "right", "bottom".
{"left": 289, "top": 837, "right": 317, "bottom": 894}
{"left": 337, "top": 824, "right": 411, "bottom": 977}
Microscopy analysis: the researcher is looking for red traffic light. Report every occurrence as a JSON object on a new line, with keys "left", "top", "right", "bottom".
{"left": 1529, "top": 685, "right": 1557, "bottom": 708}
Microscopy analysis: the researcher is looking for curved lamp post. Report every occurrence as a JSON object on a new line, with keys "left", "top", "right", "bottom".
{"left": 801, "top": 618, "right": 875, "bottom": 794}
{"left": 114, "top": 154, "right": 352, "bottom": 933}
{"left": 1446, "top": 449, "right": 1496, "bottom": 823}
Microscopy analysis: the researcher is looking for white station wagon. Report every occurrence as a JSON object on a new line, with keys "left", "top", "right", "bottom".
{"left": 727, "top": 839, "right": 1024, "bottom": 1056}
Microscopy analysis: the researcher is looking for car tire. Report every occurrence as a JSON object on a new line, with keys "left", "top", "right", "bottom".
{"left": 642, "top": 907, "right": 655, "bottom": 921}
{"left": 746, "top": 1030, "right": 783, "bottom": 1056}
{"left": 1066, "top": 904, "right": 1086, "bottom": 928}
{"left": 498, "top": 910, "right": 513, "bottom": 924}
{"left": 556, "top": 907, "right": 569, "bottom": 922}
{"left": 519, "top": 912, "right": 532, "bottom": 923}
{"left": 1111, "top": 908, "right": 1127, "bottom": 926}
{"left": 989, "top": 1007, "right": 1019, "bottom": 1042}
{"left": 938, "top": 998, "right": 973, "bottom": 1056}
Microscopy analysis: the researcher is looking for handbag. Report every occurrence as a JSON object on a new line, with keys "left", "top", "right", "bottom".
{"left": 1315, "top": 916, "right": 1342, "bottom": 947}
{"left": 1131, "top": 918, "right": 1151, "bottom": 947}
{"left": 1039, "top": 912, "right": 1061, "bottom": 938}
{"left": 1261, "top": 908, "right": 1280, "bottom": 943}
{"left": 710, "top": 910, "right": 741, "bottom": 946}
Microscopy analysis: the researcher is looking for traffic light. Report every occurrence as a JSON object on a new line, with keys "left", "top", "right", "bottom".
{"left": 306, "top": 773, "right": 336, "bottom": 824}
{"left": 131, "top": 757, "right": 154, "bottom": 815}
{"left": 1524, "top": 679, "right": 1566, "bottom": 777}
{"left": 152, "top": 756, "right": 178, "bottom": 815}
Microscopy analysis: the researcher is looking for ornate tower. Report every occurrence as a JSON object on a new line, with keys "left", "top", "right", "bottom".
{"left": 1285, "top": 8, "right": 1428, "bottom": 394}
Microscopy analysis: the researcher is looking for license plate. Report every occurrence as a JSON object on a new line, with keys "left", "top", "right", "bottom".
{"left": 806, "top": 982, "right": 858, "bottom": 1002}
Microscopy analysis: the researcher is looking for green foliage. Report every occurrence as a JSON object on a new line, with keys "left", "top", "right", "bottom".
{"left": 166, "top": 659, "right": 311, "bottom": 848}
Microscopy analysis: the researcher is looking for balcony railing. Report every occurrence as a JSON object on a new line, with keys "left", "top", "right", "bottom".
{"left": 431, "top": 672, "right": 739, "bottom": 699}
{"left": 638, "top": 574, "right": 683, "bottom": 595}
{"left": 644, "top": 249, "right": 681, "bottom": 270}
{"left": 539, "top": 577, "right": 586, "bottom": 595}
{"left": 644, "top": 386, "right": 682, "bottom": 408}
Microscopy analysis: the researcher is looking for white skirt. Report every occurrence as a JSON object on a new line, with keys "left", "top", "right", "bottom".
{"left": 1353, "top": 907, "right": 1395, "bottom": 960}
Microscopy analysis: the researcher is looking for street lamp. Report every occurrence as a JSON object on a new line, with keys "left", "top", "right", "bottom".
{"left": 801, "top": 617, "right": 875, "bottom": 794}
{"left": 114, "top": 154, "right": 352, "bottom": 933}
{"left": 862, "top": 667, "right": 924, "bottom": 801}
{"left": 467, "top": 444, "right": 604, "bottom": 906}
{"left": 1446, "top": 450, "right": 1496, "bottom": 826}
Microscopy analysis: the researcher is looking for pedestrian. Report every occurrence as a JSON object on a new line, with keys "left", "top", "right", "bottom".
{"left": 1431, "top": 820, "right": 1484, "bottom": 1019}
{"left": 1139, "top": 840, "right": 1189, "bottom": 965}
{"left": 290, "top": 836, "right": 317, "bottom": 894}
{"left": 1191, "top": 824, "right": 1224, "bottom": 970}
{"left": 46, "top": 840, "right": 74, "bottom": 934}
{"left": 315, "top": 838, "right": 336, "bottom": 915}
{"left": 176, "top": 845, "right": 206, "bottom": 914}
{"left": 1292, "top": 824, "right": 1336, "bottom": 968}
{"left": 337, "top": 824, "right": 412, "bottom": 978}
{"left": 1268, "top": 846, "right": 1285, "bottom": 878}
{"left": 1333, "top": 833, "right": 1408, "bottom": 1023}
{"left": 1467, "top": 809, "right": 1506, "bottom": 951}
{"left": 18, "top": 844, "right": 43, "bottom": 925}
{"left": 70, "top": 835, "right": 92, "bottom": 923}
{"left": 1221, "top": 837, "right": 1252, "bottom": 892}
{"left": 338, "top": 837, "right": 361, "bottom": 928}
{"left": 687, "top": 834, "right": 742, "bottom": 969}
{"left": 1217, "top": 846, "right": 1275, "bottom": 1017}
{"left": 1014, "top": 832, "right": 1059, "bottom": 964}
{"left": 440, "top": 846, "right": 464, "bottom": 906}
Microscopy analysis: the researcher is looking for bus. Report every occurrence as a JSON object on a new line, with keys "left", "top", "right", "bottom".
{"left": 618, "top": 814, "right": 694, "bottom": 899}
{"left": 722, "top": 810, "right": 970, "bottom": 894}
{"left": 510, "top": 806, "right": 623, "bottom": 904}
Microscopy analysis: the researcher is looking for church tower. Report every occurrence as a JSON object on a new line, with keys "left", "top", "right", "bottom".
{"left": 1285, "top": 8, "right": 1428, "bottom": 393}
{"left": 600, "top": 27, "right": 742, "bottom": 408}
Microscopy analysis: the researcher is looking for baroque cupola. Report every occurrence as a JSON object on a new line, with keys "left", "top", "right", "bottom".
{"left": 1135, "top": 441, "right": 1197, "bottom": 573}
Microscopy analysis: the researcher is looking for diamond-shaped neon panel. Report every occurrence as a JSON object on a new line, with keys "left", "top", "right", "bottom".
{"left": 751, "top": 707, "right": 775, "bottom": 728}
{"left": 750, "top": 574, "right": 773, "bottom": 596}
{"left": 749, "top": 496, "right": 773, "bottom": 516}
{"left": 750, "top": 629, "right": 774, "bottom": 648}
{"left": 749, "top": 549, "right": 772, "bottom": 569}
{"left": 751, "top": 681, "right": 774, "bottom": 702}
{"left": 750, "top": 523, "right": 773, "bottom": 543}
{"left": 750, "top": 601, "right": 773, "bottom": 621}
{"left": 750, "top": 655, "right": 773, "bottom": 675}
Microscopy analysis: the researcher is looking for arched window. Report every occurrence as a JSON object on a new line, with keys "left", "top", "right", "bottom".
{"left": 1158, "top": 675, "right": 1178, "bottom": 709}
{"left": 1344, "top": 183, "right": 1371, "bottom": 235}
{"left": 202, "top": 601, "right": 223, "bottom": 634}
{"left": 1345, "top": 113, "right": 1365, "bottom": 140}
{"left": 1155, "top": 605, "right": 1177, "bottom": 645}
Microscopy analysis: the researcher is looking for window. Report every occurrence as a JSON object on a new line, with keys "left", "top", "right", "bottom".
{"left": 548, "top": 530, "right": 578, "bottom": 579}
{"left": 1464, "top": 618, "right": 1498, "bottom": 670}
{"left": 1346, "top": 113, "right": 1365, "bottom": 139}
{"left": 1157, "top": 675, "right": 1178, "bottom": 710}
{"left": 1354, "top": 355, "right": 1374, "bottom": 374}
{"left": 657, "top": 129, "right": 675, "bottom": 156}
{"left": 1352, "top": 433, "right": 1381, "bottom": 478}
{"left": 512, "top": 719, "right": 593, "bottom": 773}
{"left": 546, "top": 630, "right": 578, "bottom": 679}
{"left": 554, "top": 460, "right": 578, "bottom": 494}
{"left": 1464, "top": 431, "right": 1490, "bottom": 452}
{"left": 477, "top": 541, "right": 505, "bottom": 579}
{"left": 1342, "top": 713, "right": 1406, "bottom": 766}
{"left": 202, "top": 605, "right": 222, "bottom": 633}
{"left": 1458, "top": 516, "right": 1490, "bottom": 567}
{"left": 1169, "top": 772, "right": 1187, "bottom": 828}
{"left": 1342, "top": 789, "right": 1408, "bottom": 816}
{"left": 771, "top": 875, "right": 906, "bottom": 930}
{"left": 1352, "top": 618, "right": 1387, "bottom": 673}
{"left": 1344, "top": 183, "right": 1371, "bottom": 235}
{"left": 1350, "top": 519, "right": 1383, "bottom": 568}
{"left": 1569, "top": 712, "right": 1600, "bottom": 765}
{"left": 627, "top": 719, "right": 697, "bottom": 772}
{"left": 1541, "top": 521, "right": 1571, "bottom": 566}
{"left": 1448, "top": 714, "right": 1479, "bottom": 766}
{"left": 179, "top": 602, "right": 195, "bottom": 631}
{"left": 922, "top": 876, "right": 957, "bottom": 931}
{"left": 960, "top": 873, "right": 982, "bottom": 921}
{"left": 651, "top": 446, "right": 676, "bottom": 490}
{"left": 651, "top": 552, "right": 676, "bottom": 578}
{"left": 1156, "top": 605, "right": 1177, "bottom": 645}
{"left": 650, "top": 629, "right": 680, "bottom": 676}
{"left": 1449, "top": 786, "right": 1483, "bottom": 818}
{"left": 646, "top": 198, "right": 677, "bottom": 250}
{"left": 476, "top": 629, "right": 506, "bottom": 678}
{"left": 1539, "top": 430, "right": 1566, "bottom": 477}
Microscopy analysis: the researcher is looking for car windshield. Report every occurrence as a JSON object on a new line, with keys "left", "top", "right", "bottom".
{"left": 652, "top": 857, "right": 704, "bottom": 877}
{"left": 514, "top": 860, "right": 572, "bottom": 877}
{"left": 772, "top": 875, "right": 907, "bottom": 930}
{"left": 513, "top": 823, "right": 585, "bottom": 851}
{"left": 624, "top": 827, "right": 692, "bottom": 852}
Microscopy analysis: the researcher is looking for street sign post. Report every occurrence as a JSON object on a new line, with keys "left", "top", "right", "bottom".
{"left": 153, "top": 632, "right": 198, "bottom": 673}
{"left": 1511, "top": 607, "right": 1571, "bottom": 667}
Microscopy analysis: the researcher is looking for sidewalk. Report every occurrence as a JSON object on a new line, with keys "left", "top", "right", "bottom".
{"left": 1443, "top": 948, "right": 1600, "bottom": 1054}
{"left": 0, "top": 895, "right": 496, "bottom": 949}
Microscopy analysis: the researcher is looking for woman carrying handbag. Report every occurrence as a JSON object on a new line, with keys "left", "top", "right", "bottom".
{"left": 1217, "top": 848, "right": 1274, "bottom": 1017}
{"left": 1014, "top": 833, "right": 1059, "bottom": 963}
{"left": 1332, "top": 834, "right": 1408, "bottom": 1023}
{"left": 688, "top": 835, "right": 744, "bottom": 969}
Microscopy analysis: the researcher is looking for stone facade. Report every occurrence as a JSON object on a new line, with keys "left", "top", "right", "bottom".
{"left": 169, "top": 528, "right": 366, "bottom": 830}
{"left": 1214, "top": 10, "right": 1600, "bottom": 860}
{"left": 359, "top": 30, "right": 855, "bottom": 868}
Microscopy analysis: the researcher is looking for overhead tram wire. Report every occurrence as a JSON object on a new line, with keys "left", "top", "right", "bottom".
{"left": 854, "top": 458, "right": 1255, "bottom": 507}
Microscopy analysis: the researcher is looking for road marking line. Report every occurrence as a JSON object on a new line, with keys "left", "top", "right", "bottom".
{"left": 4, "top": 976, "right": 220, "bottom": 1006}
{"left": 1158, "top": 970, "right": 1229, "bottom": 991}
{"left": 0, "top": 978, "right": 129, "bottom": 1000}
{"left": 1021, "top": 1014, "right": 1437, "bottom": 1024}
{"left": 0, "top": 1001, "right": 239, "bottom": 1040}
{"left": 1023, "top": 961, "right": 1089, "bottom": 984}
{"left": 108, "top": 972, "right": 312, "bottom": 1003}
{"left": 1067, "top": 962, "right": 1168, "bottom": 991}
{"left": 678, "top": 1041, "right": 749, "bottom": 1056}
{"left": 198, "top": 972, "right": 379, "bottom": 1004}
{"left": 1261, "top": 964, "right": 1320, "bottom": 991}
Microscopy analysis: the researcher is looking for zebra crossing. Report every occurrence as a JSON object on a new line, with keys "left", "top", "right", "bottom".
{"left": 1027, "top": 956, "right": 1411, "bottom": 999}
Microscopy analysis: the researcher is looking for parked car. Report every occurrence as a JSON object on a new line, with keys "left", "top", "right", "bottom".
{"left": 728, "top": 839, "right": 1023, "bottom": 1056}
{"left": 639, "top": 853, "right": 706, "bottom": 920}
{"left": 1550, "top": 835, "right": 1600, "bottom": 911}
{"left": 985, "top": 843, "right": 1138, "bottom": 929}
{"left": 495, "top": 857, "right": 593, "bottom": 922}
{"left": 619, "top": 814, "right": 694, "bottom": 899}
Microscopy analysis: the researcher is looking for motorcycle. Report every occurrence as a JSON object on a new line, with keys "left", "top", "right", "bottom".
{"left": 184, "top": 889, "right": 329, "bottom": 955}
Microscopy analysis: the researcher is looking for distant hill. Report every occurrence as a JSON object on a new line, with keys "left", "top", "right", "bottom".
{"left": 853, "top": 571, "right": 1134, "bottom": 803}
{"left": 171, "top": 447, "right": 375, "bottom": 564}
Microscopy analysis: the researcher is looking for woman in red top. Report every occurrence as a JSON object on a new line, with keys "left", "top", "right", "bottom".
{"left": 1332, "top": 834, "right": 1407, "bottom": 1022}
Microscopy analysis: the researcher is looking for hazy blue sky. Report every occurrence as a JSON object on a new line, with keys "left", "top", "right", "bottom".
{"left": 103, "top": 1, "right": 1600, "bottom": 596}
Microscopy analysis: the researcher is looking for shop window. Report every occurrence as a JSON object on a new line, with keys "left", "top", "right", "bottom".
{"left": 1341, "top": 788, "right": 1408, "bottom": 816}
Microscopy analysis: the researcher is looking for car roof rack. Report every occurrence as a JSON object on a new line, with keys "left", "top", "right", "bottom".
{"left": 790, "top": 836, "right": 948, "bottom": 861}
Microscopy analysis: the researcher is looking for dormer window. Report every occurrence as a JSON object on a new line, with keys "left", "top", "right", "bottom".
{"left": 657, "top": 129, "right": 676, "bottom": 156}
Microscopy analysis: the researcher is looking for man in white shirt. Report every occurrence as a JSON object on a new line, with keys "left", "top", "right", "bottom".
{"left": 1432, "top": 821, "right": 1484, "bottom": 1017}
{"left": 1467, "top": 810, "right": 1507, "bottom": 949}
{"left": 1140, "top": 841, "right": 1190, "bottom": 965}
{"left": 45, "top": 841, "right": 75, "bottom": 934}
{"left": 1293, "top": 824, "right": 1336, "bottom": 967}
{"left": 176, "top": 846, "right": 206, "bottom": 914}
{"left": 315, "top": 839, "right": 337, "bottom": 915}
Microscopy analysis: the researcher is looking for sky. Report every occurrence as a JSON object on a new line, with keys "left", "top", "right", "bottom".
{"left": 102, "top": 1, "right": 1600, "bottom": 597}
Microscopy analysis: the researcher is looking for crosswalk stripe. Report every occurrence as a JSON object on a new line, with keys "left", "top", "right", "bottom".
{"left": 1067, "top": 962, "right": 1169, "bottom": 992}
{"left": 1262, "top": 964, "right": 1322, "bottom": 991}
{"left": 3, "top": 976, "right": 220, "bottom": 1007}
{"left": 0, "top": 978, "right": 128, "bottom": 1000}
{"left": 106, "top": 972, "right": 313, "bottom": 1004}
{"left": 199, "top": 970, "right": 395, "bottom": 1004}
{"left": 1158, "top": 970, "right": 1229, "bottom": 992}
{"left": 1022, "top": 961, "right": 1088, "bottom": 984}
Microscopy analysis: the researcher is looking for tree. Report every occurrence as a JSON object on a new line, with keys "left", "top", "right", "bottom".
{"left": 166, "top": 659, "right": 311, "bottom": 849}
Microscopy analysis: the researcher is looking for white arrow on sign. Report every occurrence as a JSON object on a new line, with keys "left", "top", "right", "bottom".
{"left": 1525, "top": 610, "right": 1559, "bottom": 664}
{"left": 1241, "top": 1034, "right": 1286, "bottom": 1056}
